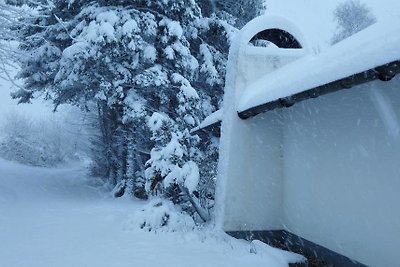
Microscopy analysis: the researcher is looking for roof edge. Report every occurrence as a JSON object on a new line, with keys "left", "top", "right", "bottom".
{"left": 238, "top": 60, "right": 400, "bottom": 120}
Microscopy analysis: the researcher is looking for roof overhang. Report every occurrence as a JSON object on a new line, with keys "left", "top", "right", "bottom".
{"left": 191, "top": 109, "right": 222, "bottom": 137}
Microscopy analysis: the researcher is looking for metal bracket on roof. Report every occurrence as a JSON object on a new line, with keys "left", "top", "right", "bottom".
{"left": 375, "top": 61, "right": 400, "bottom": 81}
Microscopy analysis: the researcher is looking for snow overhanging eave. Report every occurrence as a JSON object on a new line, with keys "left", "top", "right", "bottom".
{"left": 238, "top": 59, "right": 400, "bottom": 119}
{"left": 237, "top": 18, "right": 400, "bottom": 120}
{"left": 191, "top": 109, "right": 222, "bottom": 137}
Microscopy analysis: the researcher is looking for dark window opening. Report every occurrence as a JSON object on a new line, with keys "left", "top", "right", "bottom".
{"left": 249, "top": 28, "right": 302, "bottom": 49}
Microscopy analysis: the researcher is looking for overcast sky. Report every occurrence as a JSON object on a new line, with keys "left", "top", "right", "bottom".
{"left": 0, "top": 68, "right": 52, "bottom": 124}
{"left": 266, "top": 0, "right": 400, "bottom": 49}
{"left": 1, "top": 0, "right": 399, "bottom": 124}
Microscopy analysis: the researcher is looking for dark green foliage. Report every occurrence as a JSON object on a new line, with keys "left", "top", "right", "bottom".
{"left": 12, "top": 0, "right": 263, "bottom": 222}
{"left": 197, "top": 0, "right": 265, "bottom": 27}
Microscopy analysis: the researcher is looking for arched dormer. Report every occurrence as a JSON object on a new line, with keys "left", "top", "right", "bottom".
{"left": 249, "top": 28, "right": 302, "bottom": 49}
{"left": 225, "top": 16, "right": 309, "bottom": 105}
{"left": 235, "top": 15, "right": 309, "bottom": 50}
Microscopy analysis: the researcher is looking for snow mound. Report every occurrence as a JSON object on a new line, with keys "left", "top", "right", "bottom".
{"left": 250, "top": 240, "right": 306, "bottom": 265}
{"left": 125, "top": 198, "right": 196, "bottom": 232}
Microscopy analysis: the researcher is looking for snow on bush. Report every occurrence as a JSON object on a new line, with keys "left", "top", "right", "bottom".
{"left": 163, "top": 161, "right": 200, "bottom": 194}
{"left": 125, "top": 198, "right": 196, "bottom": 233}
{"left": 147, "top": 112, "right": 168, "bottom": 133}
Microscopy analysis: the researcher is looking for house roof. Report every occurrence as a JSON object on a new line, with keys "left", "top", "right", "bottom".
{"left": 191, "top": 109, "right": 222, "bottom": 136}
{"left": 238, "top": 18, "right": 400, "bottom": 119}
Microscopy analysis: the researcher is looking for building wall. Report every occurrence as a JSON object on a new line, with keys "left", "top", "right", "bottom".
{"left": 219, "top": 49, "right": 288, "bottom": 231}
{"left": 282, "top": 77, "right": 400, "bottom": 267}
{"left": 219, "top": 14, "right": 400, "bottom": 267}
{"left": 222, "top": 112, "right": 284, "bottom": 231}
{"left": 217, "top": 19, "right": 306, "bottom": 231}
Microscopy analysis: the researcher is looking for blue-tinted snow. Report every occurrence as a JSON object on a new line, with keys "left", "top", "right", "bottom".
{"left": 0, "top": 158, "right": 303, "bottom": 267}
{"left": 238, "top": 17, "right": 400, "bottom": 112}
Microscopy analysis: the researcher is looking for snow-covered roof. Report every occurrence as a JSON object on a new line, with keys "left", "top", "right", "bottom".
{"left": 238, "top": 18, "right": 400, "bottom": 116}
{"left": 191, "top": 109, "right": 222, "bottom": 135}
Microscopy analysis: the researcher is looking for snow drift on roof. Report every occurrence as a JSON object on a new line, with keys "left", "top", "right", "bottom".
{"left": 191, "top": 109, "right": 222, "bottom": 133}
{"left": 238, "top": 18, "right": 400, "bottom": 113}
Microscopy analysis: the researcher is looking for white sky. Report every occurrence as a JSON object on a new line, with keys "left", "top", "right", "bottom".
{"left": 1, "top": 0, "right": 400, "bottom": 124}
{"left": 266, "top": 0, "right": 400, "bottom": 50}
{"left": 0, "top": 69, "right": 53, "bottom": 125}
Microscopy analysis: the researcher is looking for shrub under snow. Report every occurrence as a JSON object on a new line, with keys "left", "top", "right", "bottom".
{"left": 125, "top": 198, "right": 196, "bottom": 233}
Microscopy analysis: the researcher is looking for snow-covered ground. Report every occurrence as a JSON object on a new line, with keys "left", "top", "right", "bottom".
{"left": 0, "top": 158, "right": 303, "bottom": 267}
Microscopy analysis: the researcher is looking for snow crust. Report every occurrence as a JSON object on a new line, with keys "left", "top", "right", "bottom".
{"left": 238, "top": 18, "right": 400, "bottom": 112}
{"left": 0, "top": 158, "right": 302, "bottom": 267}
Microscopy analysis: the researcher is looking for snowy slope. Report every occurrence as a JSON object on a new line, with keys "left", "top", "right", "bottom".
{"left": 0, "top": 158, "right": 303, "bottom": 267}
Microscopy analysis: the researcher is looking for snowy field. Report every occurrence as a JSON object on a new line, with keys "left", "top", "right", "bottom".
{"left": 0, "top": 158, "right": 303, "bottom": 267}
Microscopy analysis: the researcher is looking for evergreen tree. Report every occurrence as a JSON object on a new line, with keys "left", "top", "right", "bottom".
{"left": 0, "top": 0, "right": 30, "bottom": 78}
{"left": 331, "top": 0, "right": 376, "bottom": 44}
{"left": 14, "top": 0, "right": 240, "bottom": 221}
{"left": 197, "top": 0, "right": 265, "bottom": 27}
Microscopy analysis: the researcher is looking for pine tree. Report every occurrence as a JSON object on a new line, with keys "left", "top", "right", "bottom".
{"left": 13, "top": 0, "right": 232, "bottom": 217}
{"left": 13, "top": 0, "right": 265, "bottom": 221}
{"left": 331, "top": 0, "right": 376, "bottom": 44}
{"left": 197, "top": 0, "right": 265, "bottom": 27}
{"left": 0, "top": 0, "right": 30, "bottom": 78}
